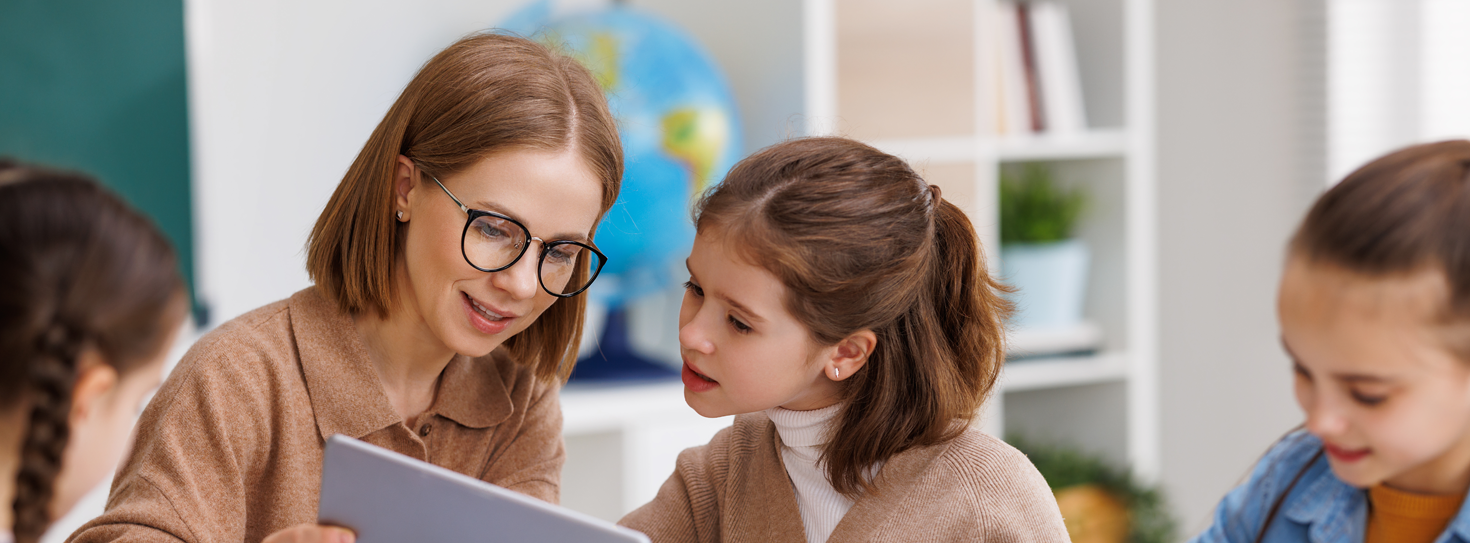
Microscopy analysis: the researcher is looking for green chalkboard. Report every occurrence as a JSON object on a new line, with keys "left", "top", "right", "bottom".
{"left": 0, "top": 0, "right": 195, "bottom": 311}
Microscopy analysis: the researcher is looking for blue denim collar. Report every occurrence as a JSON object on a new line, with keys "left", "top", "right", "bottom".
{"left": 1448, "top": 492, "right": 1470, "bottom": 543}
{"left": 1279, "top": 452, "right": 1470, "bottom": 543}
{"left": 1281, "top": 455, "right": 1365, "bottom": 543}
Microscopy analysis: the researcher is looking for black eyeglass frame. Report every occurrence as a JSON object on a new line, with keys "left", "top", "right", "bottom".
{"left": 430, "top": 175, "right": 608, "bottom": 298}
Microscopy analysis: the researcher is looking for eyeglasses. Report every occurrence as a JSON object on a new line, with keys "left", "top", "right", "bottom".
{"left": 431, "top": 175, "right": 607, "bottom": 298}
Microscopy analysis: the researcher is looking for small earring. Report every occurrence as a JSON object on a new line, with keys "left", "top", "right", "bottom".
{"left": 833, "top": 367, "right": 840, "bottom": 380}
{"left": 396, "top": 211, "right": 404, "bottom": 221}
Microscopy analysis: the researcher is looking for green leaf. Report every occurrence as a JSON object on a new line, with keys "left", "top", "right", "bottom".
{"left": 999, "top": 163, "right": 1087, "bottom": 244}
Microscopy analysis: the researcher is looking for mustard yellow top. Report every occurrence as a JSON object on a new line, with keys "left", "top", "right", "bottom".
{"left": 1366, "top": 484, "right": 1465, "bottom": 543}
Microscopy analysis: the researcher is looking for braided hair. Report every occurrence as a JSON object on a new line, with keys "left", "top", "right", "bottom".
{"left": 0, "top": 161, "right": 185, "bottom": 543}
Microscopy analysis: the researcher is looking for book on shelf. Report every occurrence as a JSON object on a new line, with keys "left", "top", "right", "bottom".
{"left": 996, "top": 2, "right": 1032, "bottom": 136}
{"left": 992, "top": 0, "right": 1089, "bottom": 137}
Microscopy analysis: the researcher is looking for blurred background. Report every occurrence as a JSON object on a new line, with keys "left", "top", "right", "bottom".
{"left": 4, "top": 0, "right": 1469, "bottom": 541}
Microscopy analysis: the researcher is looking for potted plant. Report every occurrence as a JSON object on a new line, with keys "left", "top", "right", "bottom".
{"left": 999, "top": 163, "right": 1089, "bottom": 332}
{"left": 1010, "top": 437, "right": 1177, "bottom": 543}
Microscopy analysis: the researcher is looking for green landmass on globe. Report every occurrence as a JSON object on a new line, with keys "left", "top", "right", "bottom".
{"left": 662, "top": 107, "right": 729, "bottom": 198}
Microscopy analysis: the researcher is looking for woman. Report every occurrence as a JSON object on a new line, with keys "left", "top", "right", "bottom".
{"left": 0, "top": 163, "right": 188, "bottom": 543}
{"left": 70, "top": 33, "right": 622, "bottom": 543}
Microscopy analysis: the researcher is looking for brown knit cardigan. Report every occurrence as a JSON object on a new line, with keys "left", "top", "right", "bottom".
{"left": 620, "top": 413, "right": 1070, "bottom": 543}
{"left": 67, "top": 287, "right": 565, "bottom": 542}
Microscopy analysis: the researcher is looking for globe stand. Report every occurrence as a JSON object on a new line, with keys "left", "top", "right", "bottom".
{"left": 569, "top": 306, "right": 680, "bottom": 382}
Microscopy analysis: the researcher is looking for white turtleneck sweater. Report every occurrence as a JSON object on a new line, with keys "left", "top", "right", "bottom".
{"left": 765, "top": 404, "right": 854, "bottom": 543}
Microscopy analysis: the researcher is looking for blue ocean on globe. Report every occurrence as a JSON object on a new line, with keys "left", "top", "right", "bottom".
{"left": 501, "top": 1, "right": 743, "bottom": 308}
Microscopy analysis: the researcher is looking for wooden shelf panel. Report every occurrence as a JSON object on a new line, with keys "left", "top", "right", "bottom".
{"left": 836, "top": 0, "right": 975, "bottom": 139}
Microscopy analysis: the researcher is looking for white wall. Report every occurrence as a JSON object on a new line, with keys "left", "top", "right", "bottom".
{"left": 1327, "top": 0, "right": 1470, "bottom": 184}
{"left": 187, "top": 0, "right": 531, "bottom": 324}
{"left": 1155, "top": 0, "right": 1319, "bottom": 534}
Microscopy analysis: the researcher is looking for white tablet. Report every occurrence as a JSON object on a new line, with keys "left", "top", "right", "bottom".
{"left": 318, "top": 434, "right": 650, "bottom": 543}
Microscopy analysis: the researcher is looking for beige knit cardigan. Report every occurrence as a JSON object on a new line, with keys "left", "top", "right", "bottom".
{"left": 620, "top": 413, "right": 1070, "bottom": 543}
{"left": 67, "top": 287, "right": 565, "bottom": 543}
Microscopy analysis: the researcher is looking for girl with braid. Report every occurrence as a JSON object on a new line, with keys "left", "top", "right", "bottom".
{"left": 0, "top": 163, "right": 188, "bottom": 543}
{"left": 619, "top": 137, "right": 1068, "bottom": 542}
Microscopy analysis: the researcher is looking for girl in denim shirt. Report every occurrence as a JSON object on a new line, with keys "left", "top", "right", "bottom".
{"left": 1194, "top": 140, "right": 1470, "bottom": 543}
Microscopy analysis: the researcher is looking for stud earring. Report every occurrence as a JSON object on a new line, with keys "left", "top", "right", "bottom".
{"left": 396, "top": 211, "right": 404, "bottom": 221}
{"left": 834, "top": 367, "right": 840, "bottom": 380}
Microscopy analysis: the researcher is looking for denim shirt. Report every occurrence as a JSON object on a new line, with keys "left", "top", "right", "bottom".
{"left": 1191, "top": 431, "right": 1470, "bottom": 543}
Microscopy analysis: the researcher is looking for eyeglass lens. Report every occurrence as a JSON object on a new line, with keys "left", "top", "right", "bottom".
{"left": 464, "top": 214, "right": 603, "bottom": 295}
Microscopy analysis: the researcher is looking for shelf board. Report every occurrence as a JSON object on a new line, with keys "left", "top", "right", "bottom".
{"left": 996, "top": 128, "right": 1129, "bottom": 161}
{"left": 1000, "top": 351, "right": 1130, "bottom": 392}
{"left": 560, "top": 351, "right": 1132, "bottom": 435}
{"left": 867, "top": 128, "right": 1129, "bottom": 165}
{"left": 1007, "top": 322, "right": 1104, "bottom": 358}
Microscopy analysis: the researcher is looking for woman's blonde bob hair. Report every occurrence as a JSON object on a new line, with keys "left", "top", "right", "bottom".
{"left": 307, "top": 32, "right": 622, "bottom": 382}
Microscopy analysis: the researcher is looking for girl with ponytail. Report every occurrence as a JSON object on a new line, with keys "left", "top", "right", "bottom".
{"left": 619, "top": 137, "right": 1069, "bottom": 542}
{"left": 0, "top": 163, "right": 188, "bottom": 543}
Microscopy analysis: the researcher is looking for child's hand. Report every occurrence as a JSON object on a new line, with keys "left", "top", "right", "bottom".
{"left": 262, "top": 524, "right": 356, "bottom": 543}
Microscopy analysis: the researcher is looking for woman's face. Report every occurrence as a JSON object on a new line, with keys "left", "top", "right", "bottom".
{"left": 395, "top": 148, "right": 603, "bottom": 358}
{"left": 1281, "top": 257, "right": 1470, "bottom": 494}
{"left": 677, "top": 231, "right": 845, "bottom": 418}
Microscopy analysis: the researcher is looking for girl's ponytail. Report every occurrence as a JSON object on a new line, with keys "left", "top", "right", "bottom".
{"left": 927, "top": 193, "right": 1011, "bottom": 411}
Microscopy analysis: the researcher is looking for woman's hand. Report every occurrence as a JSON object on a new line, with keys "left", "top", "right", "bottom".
{"left": 262, "top": 524, "right": 356, "bottom": 543}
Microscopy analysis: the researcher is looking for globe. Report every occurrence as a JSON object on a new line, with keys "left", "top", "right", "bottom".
{"left": 500, "top": 1, "right": 743, "bottom": 379}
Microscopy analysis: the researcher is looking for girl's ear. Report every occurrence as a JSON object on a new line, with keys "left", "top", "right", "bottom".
{"left": 69, "top": 349, "right": 119, "bottom": 426}
{"left": 828, "top": 330, "right": 877, "bottom": 381}
{"left": 394, "top": 155, "right": 419, "bottom": 222}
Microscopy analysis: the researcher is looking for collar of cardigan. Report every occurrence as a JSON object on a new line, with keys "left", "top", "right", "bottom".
{"left": 289, "top": 287, "right": 515, "bottom": 440}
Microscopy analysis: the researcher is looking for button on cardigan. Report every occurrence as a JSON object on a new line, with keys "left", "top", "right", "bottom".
{"left": 68, "top": 287, "right": 565, "bottom": 543}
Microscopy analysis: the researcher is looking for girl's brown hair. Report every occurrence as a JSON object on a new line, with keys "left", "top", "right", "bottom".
{"left": 694, "top": 137, "right": 1012, "bottom": 496}
{"left": 1251, "top": 141, "right": 1470, "bottom": 541}
{"left": 306, "top": 33, "right": 622, "bottom": 381}
{"left": 0, "top": 162, "right": 186, "bottom": 543}
{"left": 1291, "top": 140, "right": 1470, "bottom": 323}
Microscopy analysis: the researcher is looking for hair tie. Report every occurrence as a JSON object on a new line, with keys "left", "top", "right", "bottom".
{"left": 925, "top": 184, "right": 943, "bottom": 219}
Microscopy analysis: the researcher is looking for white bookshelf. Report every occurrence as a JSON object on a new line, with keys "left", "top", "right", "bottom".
{"left": 559, "top": 0, "right": 1159, "bottom": 521}
{"left": 803, "top": 0, "right": 1156, "bottom": 479}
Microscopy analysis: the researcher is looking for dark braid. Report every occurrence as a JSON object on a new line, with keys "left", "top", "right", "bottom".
{"left": 0, "top": 161, "right": 185, "bottom": 542}
{"left": 12, "top": 326, "right": 83, "bottom": 543}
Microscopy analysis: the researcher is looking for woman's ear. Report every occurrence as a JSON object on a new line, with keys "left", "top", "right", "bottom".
{"left": 827, "top": 330, "right": 877, "bottom": 382}
{"left": 394, "top": 155, "right": 419, "bottom": 222}
{"left": 68, "top": 349, "right": 119, "bottom": 427}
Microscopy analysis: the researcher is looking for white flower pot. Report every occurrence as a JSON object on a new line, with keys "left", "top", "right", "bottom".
{"left": 1000, "top": 239, "right": 1090, "bottom": 330}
